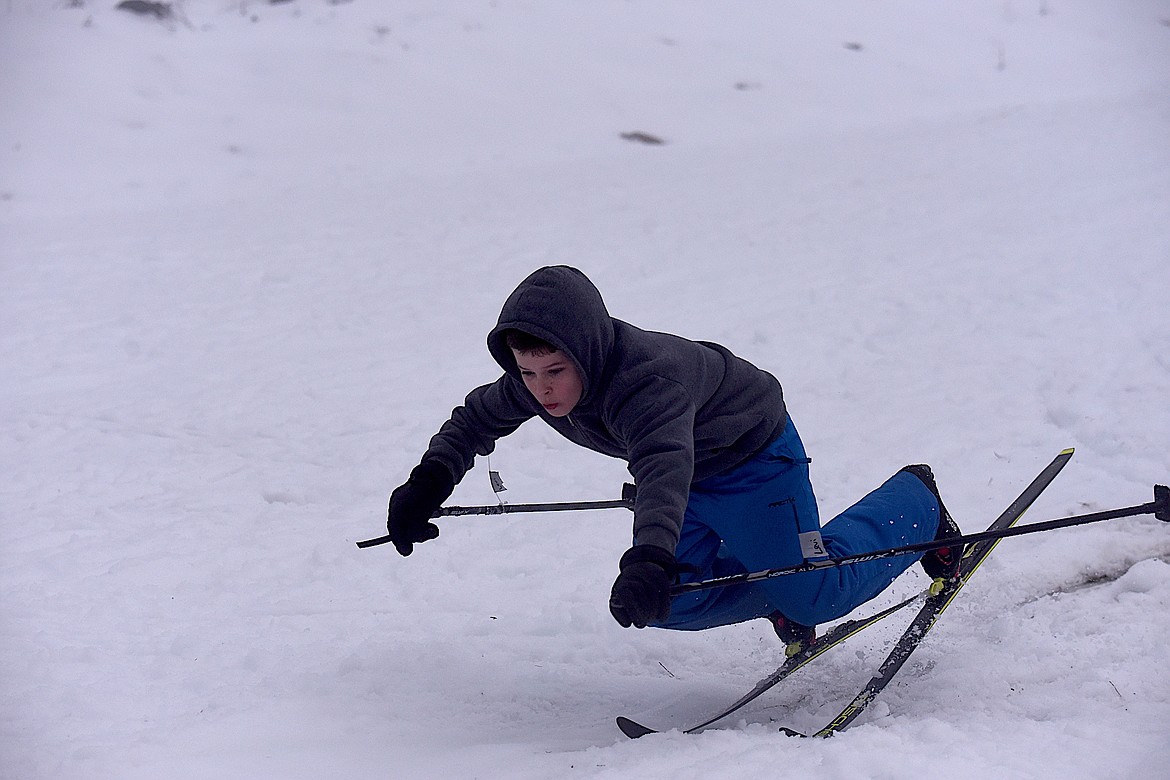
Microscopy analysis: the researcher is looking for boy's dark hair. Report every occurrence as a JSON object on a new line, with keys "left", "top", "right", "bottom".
{"left": 503, "top": 329, "right": 557, "bottom": 354}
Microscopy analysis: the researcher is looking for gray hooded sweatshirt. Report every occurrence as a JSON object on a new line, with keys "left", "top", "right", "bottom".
{"left": 421, "top": 265, "right": 787, "bottom": 554}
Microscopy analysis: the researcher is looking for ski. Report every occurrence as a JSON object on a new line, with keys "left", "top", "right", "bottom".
{"left": 780, "top": 447, "right": 1074, "bottom": 738}
{"left": 616, "top": 448, "right": 1073, "bottom": 739}
{"left": 616, "top": 586, "right": 929, "bottom": 738}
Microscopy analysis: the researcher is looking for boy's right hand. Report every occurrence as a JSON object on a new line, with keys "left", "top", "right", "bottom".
{"left": 387, "top": 461, "right": 454, "bottom": 556}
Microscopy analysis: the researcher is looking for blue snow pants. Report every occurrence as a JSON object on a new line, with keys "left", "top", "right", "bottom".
{"left": 656, "top": 417, "right": 942, "bottom": 630}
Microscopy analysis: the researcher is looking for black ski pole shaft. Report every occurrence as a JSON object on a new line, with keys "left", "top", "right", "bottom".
{"left": 671, "top": 485, "right": 1169, "bottom": 596}
{"left": 357, "top": 483, "right": 636, "bottom": 548}
{"left": 436, "top": 493, "right": 635, "bottom": 517}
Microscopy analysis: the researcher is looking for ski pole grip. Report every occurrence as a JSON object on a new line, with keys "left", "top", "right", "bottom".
{"left": 1155, "top": 484, "right": 1169, "bottom": 523}
{"left": 622, "top": 482, "right": 637, "bottom": 507}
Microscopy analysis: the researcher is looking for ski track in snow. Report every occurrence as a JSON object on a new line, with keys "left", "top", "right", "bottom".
{"left": 2, "top": 2, "right": 1169, "bottom": 778}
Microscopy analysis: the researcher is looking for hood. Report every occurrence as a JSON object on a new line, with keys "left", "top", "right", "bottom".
{"left": 487, "top": 266, "right": 615, "bottom": 402}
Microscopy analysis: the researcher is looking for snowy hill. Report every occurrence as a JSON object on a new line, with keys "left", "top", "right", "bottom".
{"left": 2, "top": 2, "right": 1169, "bottom": 778}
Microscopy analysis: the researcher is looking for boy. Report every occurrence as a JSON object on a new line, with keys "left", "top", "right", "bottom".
{"left": 387, "top": 266, "right": 961, "bottom": 650}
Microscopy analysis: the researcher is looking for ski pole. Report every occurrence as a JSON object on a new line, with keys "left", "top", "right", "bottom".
{"left": 670, "top": 484, "right": 1170, "bottom": 596}
{"left": 356, "top": 483, "right": 637, "bottom": 548}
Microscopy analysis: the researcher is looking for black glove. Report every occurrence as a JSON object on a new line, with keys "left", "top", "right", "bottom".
{"left": 609, "top": 545, "right": 678, "bottom": 628}
{"left": 387, "top": 461, "right": 454, "bottom": 557}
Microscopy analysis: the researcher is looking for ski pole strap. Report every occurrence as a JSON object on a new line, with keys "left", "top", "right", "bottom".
{"left": 356, "top": 483, "right": 637, "bottom": 549}
{"left": 670, "top": 488, "right": 1170, "bottom": 596}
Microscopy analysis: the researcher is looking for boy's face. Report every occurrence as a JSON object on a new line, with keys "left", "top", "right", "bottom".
{"left": 512, "top": 348, "right": 583, "bottom": 417}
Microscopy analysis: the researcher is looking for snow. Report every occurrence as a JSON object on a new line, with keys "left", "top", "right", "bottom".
{"left": 2, "top": 1, "right": 1169, "bottom": 778}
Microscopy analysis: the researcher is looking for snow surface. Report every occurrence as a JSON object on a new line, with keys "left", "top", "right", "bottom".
{"left": 2, "top": 1, "right": 1169, "bottom": 778}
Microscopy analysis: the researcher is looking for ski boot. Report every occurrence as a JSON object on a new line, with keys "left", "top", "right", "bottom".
{"left": 902, "top": 464, "right": 964, "bottom": 590}
{"left": 768, "top": 611, "right": 816, "bottom": 658}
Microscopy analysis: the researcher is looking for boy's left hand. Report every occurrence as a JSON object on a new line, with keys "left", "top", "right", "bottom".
{"left": 609, "top": 545, "right": 676, "bottom": 628}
